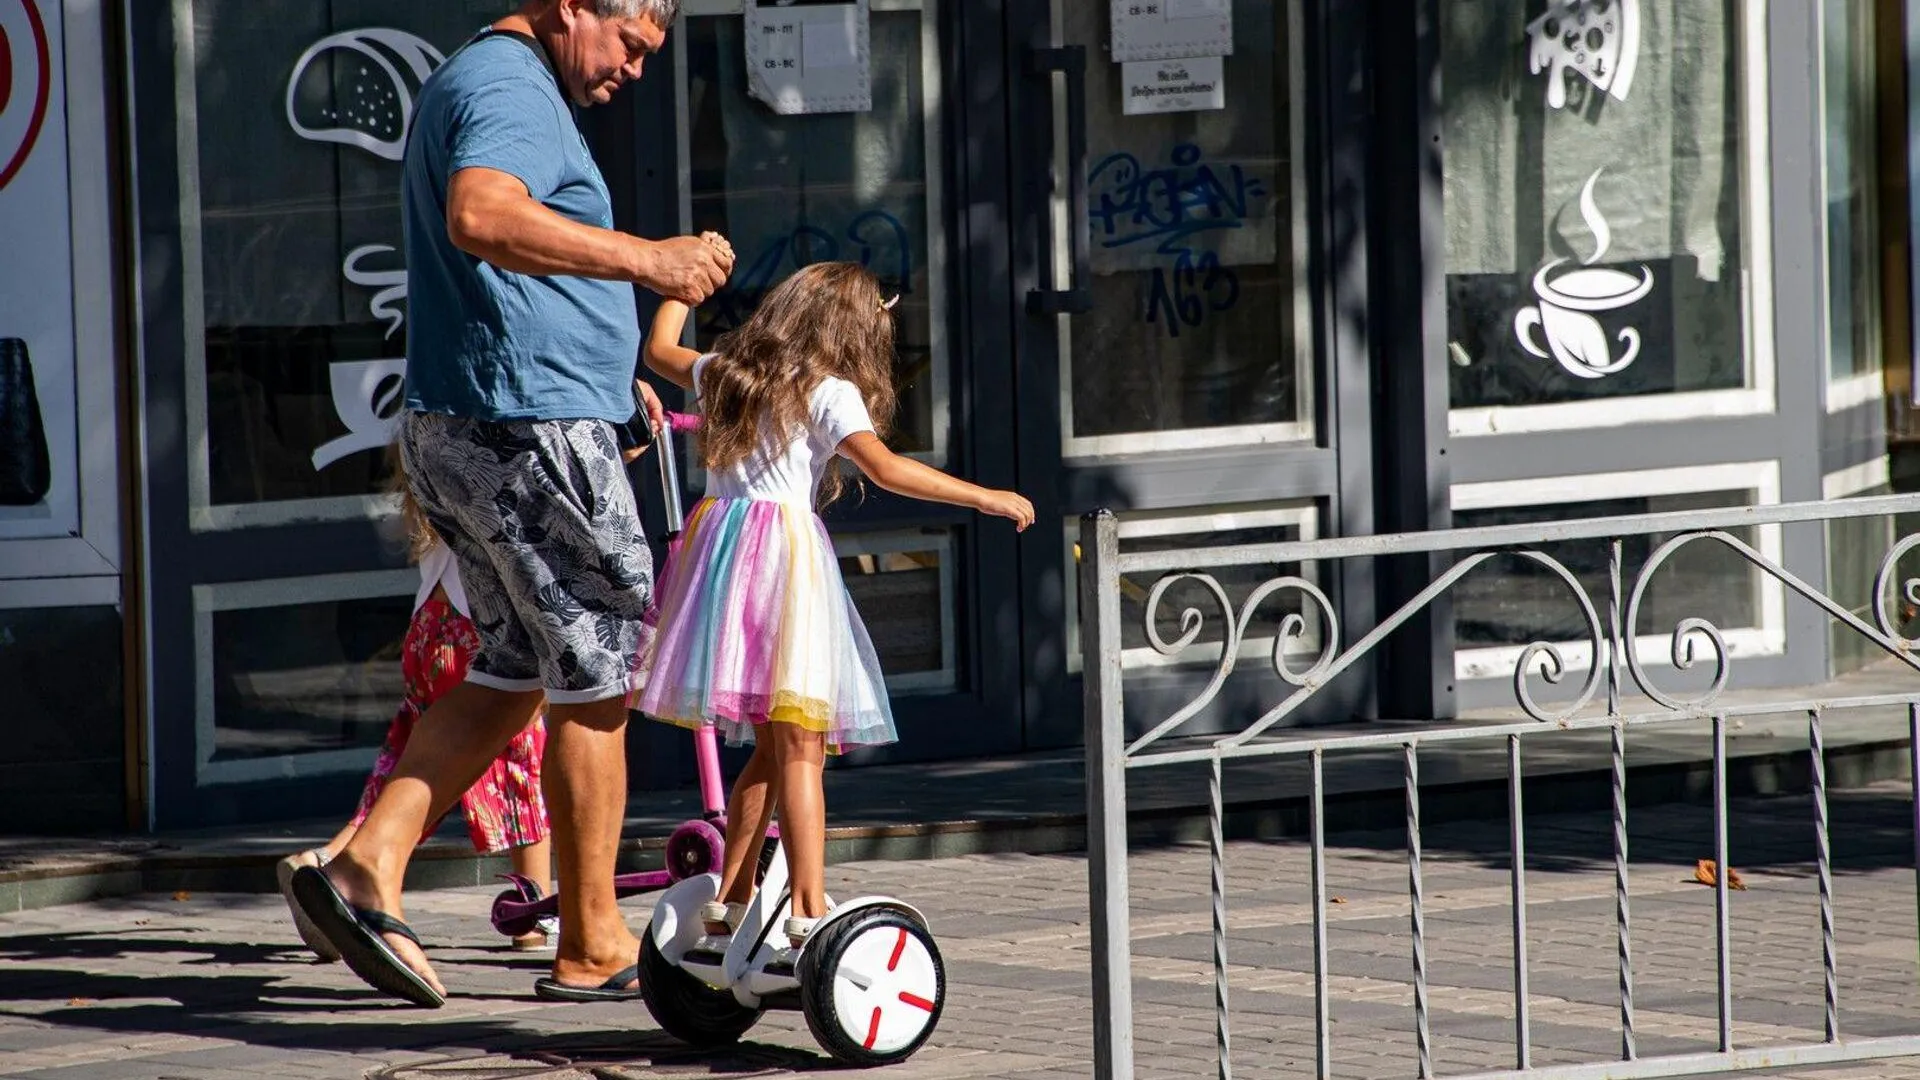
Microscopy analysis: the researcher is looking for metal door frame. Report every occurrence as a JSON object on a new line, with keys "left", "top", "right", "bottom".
{"left": 1003, "top": 0, "right": 1382, "bottom": 748}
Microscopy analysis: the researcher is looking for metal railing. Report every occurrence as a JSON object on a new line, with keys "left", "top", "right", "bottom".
{"left": 1077, "top": 494, "right": 1920, "bottom": 1080}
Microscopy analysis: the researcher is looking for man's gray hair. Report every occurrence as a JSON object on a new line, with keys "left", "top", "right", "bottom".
{"left": 594, "top": 0, "right": 680, "bottom": 25}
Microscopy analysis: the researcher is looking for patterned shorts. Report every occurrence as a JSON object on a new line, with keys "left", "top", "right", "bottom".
{"left": 399, "top": 412, "right": 654, "bottom": 704}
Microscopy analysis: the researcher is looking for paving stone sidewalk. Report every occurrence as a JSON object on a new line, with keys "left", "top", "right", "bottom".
{"left": 5, "top": 781, "right": 1920, "bottom": 1079}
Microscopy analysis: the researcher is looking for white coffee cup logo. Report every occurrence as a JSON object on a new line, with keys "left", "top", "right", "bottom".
{"left": 1513, "top": 167, "right": 1654, "bottom": 379}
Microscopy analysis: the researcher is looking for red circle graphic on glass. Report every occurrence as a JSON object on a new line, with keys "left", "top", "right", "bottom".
{"left": 0, "top": 0, "right": 52, "bottom": 193}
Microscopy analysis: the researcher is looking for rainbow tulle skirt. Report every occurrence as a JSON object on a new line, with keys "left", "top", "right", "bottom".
{"left": 630, "top": 497, "right": 896, "bottom": 754}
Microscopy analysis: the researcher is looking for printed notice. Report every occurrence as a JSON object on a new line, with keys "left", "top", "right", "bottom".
{"left": 1122, "top": 56, "right": 1226, "bottom": 115}
{"left": 1111, "top": 0, "right": 1233, "bottom": 62}
{"left": 1166, "top": 0, "right": 1231, "bottom": 16}
{"left": 745, "top": 0, "right": 871, "bottom": 115}
{"left": 802, "top": 9, "right": 859, "bottom": 70}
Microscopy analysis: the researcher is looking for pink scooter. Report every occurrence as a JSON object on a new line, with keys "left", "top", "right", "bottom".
{"left": 489, "top": 412, "right": 772, "bottom": 939}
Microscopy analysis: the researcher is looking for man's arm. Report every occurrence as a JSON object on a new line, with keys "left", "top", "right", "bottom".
{"left": 446, "top": 167, "right": 732, "bottom": 303}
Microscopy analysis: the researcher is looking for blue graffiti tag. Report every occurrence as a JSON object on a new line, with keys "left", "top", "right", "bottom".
{"left": 699, "top": 210, "right": 913, "bottom": 336}
{"left": 1088, "top": 143, "right": 1266, "bottom": 337}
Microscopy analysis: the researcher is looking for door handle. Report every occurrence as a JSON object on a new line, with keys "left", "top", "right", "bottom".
{"left": 1027, "top": 45, "right": 1093, "bottom": 317}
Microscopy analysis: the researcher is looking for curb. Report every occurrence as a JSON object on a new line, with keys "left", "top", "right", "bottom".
{"left": 1, "top": 737, "right": 1909, "bottom": 915}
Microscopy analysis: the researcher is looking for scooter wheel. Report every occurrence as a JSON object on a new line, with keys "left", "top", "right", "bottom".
{"left": 664, "top": 819, "right": 725, "bottom": 882}
{"left": 490, "top": 888, "right": 541, "bottom": 939}
{"left": 638, "top": 930, "right": 763, "bottom": 1046}
{"left": 798, "top": 907, "right": 945, "bottom": 1066}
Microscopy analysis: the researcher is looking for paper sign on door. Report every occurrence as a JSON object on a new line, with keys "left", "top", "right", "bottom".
{"left": 1122, "top": 56, "right": 1226, "bottom": 115}
{"left": 1111, "top": 0, "right": 1234, "bottom": 63}
{"left": 745, "top": 0, "right": 871, "bottom": 115}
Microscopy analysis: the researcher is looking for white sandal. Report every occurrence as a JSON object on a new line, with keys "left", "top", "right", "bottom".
{"left": 698, "top": 900, "right": 747, "bottom": 936}
{"left": 784, "top": 915, "right": 820, "bottom": 949}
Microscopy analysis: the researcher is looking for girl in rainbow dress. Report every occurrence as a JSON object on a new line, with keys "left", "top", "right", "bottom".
{"left": 633, "top": 258, "right": 1033, "bottom": 949}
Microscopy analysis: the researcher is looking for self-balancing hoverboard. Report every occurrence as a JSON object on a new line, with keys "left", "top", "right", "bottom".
{"left": 639, "top": 839, "right": 946, "bottom": 1066}
{"left": 489, "top": 412, "right": 774, "bottom": 938}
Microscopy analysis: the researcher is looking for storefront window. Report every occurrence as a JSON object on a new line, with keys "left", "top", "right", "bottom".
{"left": 197, "top": 572, "right": 416, "bottom": 781}
{"left": 1824, "top": 0, "right": 1883, "bottom": 386}
{"left": 682, "top": 6, "right": 944, "bottom": 456}
{"left": 1450, "top": 472, "right": 1782, "bottom": 682}
{"left": 1443, "top": 1, "right": 1757, "bottom": 414}
{"left": 1066, "top": 505, "right": 1320, "bottom": 674}
{"left": 1826, "top": 483, "right": 1899, "bottom": 675}
{"left": 1058, "top": 0, "right": 1307, "bottom": 455}
{"left": 185, "top": 3, "right": 513, "bottom": 521}
{"left": 835, "top": 530, "right": 955, "bottom": 693}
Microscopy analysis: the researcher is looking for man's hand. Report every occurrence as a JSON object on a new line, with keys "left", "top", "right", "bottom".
{"left": 634, "top": 378, "right": 667, "bottom": 435}
{"left": 639, "top": 236, "right": 734, "bottom": 304}
{"left": 619, "top": 380, "right": 668, "bottom": 463}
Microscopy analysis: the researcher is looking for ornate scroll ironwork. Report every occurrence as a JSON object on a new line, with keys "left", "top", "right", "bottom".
{"left": 1105, "top": 514, "right": 1920, "bottom": 756}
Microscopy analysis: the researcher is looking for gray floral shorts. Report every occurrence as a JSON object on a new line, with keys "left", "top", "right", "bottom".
{"left": 399, "top": 412, "right": 654, "bottom": 704}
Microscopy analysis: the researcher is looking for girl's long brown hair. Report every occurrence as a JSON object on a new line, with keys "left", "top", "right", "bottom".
{"left": 385, "top": 441, "right": 438, "bottom": 564}
{"left": 699, "top": 261, "right": 898, "bottom": 506}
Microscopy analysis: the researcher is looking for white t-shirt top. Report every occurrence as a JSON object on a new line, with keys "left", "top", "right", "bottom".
{"left": 415, "top": 540, "right": 472, "bottom": 617}
{"left": 693, "top": 354, "right": 876, "bottom": 506}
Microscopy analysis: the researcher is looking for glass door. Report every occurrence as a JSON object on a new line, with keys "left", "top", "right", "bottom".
{"left": 647, "top": 0, "right": 1027, "bottom": 764}
{"left": 1008, "top": 0, "right": 1356, "bottom": 746}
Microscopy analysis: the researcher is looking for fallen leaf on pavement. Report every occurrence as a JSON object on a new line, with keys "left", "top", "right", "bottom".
{"left": 171, "top": 890, "right": 191, "bottom": 901}
{"left": 1693, "top": 859, "right": 1747, "bottom": 891}
{"left": 67, "top": 998, "right": 94, "bottom": 1007}
{"left": 1331, "top": 896, "right": 1348, "bottom": 905}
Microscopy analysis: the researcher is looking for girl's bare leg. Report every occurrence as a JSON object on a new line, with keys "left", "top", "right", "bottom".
{"left": 508, "top": 837, "right": 556, "bottom": 948}
{"left": 715, "top": 739, "right": 779, "bottom": 918}
{"left": 768, "top": 722, "right": 828, "bottom": 923}
{"left": 510, "top": 838, "right": 553, "bottom": 895}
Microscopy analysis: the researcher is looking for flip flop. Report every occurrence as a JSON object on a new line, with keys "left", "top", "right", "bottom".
{"left": 533, "top": 961, "right": 642, "bottom": 1002}
{"left": 288, "top": 866, "right": 445, "bottom": 1008}
{"left": 276, "top": 849, "right": 341, "bottom": 963}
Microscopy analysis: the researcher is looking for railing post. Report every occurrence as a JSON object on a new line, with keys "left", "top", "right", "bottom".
{"left": 1081, "top": 510, "right": 1134, "bottom": 1080}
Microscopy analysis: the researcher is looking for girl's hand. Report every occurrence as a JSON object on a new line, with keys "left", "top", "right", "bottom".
{"left": 698, "top": 230, "right": 734, "bottom": 263}
{"left": 976, "top": 489, "right": 1035, "bottom": 532}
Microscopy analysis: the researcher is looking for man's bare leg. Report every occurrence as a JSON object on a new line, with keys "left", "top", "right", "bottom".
{"left": 543, "top": 696, "right": 643, "bottom": 988}
{"left": 326, "top": 681, "right": 544, "bottom": 995}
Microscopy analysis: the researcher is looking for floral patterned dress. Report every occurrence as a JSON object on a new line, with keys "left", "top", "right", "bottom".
{"left": 349, "top": 592, "right": 550, "bottom": 854}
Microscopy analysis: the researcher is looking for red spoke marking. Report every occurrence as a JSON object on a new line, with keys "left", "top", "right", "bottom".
{"left": 899, "top": 991, "right": 936, "bottom": 1012}
{"left": 887, "top": 927, "right": 908, "bottom": 971}
{"left": 863, "top": 1006, "right": 883, "bottom": 1049}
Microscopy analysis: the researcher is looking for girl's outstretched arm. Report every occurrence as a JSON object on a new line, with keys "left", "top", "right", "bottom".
{"left": 644, "top": 231, "right": 734, "bottom": 392}
{"left": 837, "top": 432, "right": 1035, "bottom": 531}
{"left": 644, "top": 300, "right": 702, "bottom": 391}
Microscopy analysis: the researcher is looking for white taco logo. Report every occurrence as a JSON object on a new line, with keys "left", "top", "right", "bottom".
{"left": 285, "top": 28, "right": 444, "bottom": 163}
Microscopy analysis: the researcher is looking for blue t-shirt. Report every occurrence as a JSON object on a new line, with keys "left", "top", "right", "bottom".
{"left": 401, "top": 32, "right": 640, "bottom": 422}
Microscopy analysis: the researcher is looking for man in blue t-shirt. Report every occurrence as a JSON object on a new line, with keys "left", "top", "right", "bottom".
{"left": 289, "top": 0, "right": 732, "bottom": 1008}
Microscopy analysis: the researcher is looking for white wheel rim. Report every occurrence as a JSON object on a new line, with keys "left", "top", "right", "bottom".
{"left": 828, "top": 923, "right": 940, "bottom": 1055}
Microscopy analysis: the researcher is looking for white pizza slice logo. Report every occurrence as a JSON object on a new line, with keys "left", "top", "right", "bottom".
{"left": 285, "top": 28, "right": 444, "bottom": 162}
{"left": 0, "top": 0, "right": 52, "bottom": 193}
{"left": 1526, "top": 0, "right": 1639, "bottom": 110}
{"left": 1513, "top": 167, "right": 1654, "bottom": 379}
